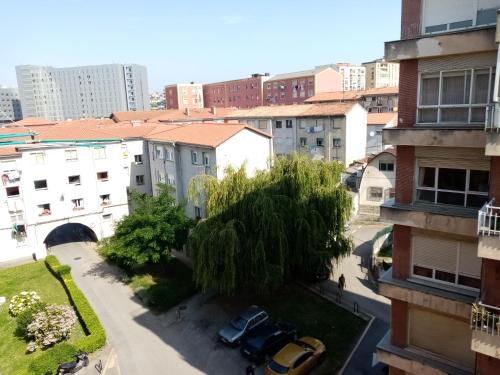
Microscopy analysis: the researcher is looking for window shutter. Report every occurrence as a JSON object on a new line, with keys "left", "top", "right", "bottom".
{"left": 412, "top": 235, "right": 457, "bottom": 272}
{"left": 416, "top": 147, "right": 490, "bottom": 170}
{"left": 458, "top": 242, "right": 481, "bottom": 277}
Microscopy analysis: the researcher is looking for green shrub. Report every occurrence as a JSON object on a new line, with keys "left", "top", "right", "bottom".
{"left": 27, "top": 342, "right": 76, "bottom": 375}
{"left": 15, "top": 301, "right": 47, "bottom": 339}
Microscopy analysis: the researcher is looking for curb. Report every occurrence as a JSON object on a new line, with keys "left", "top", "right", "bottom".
{"left": 338, "top": 315, "right": 375, "bottom": 375}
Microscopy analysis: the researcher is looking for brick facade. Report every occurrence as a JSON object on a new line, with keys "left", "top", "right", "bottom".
{"left": 476, "top": 353, "right": 500, "bottom": 375}
{"left": 401, "top": 0, "right": 421, "bottom": 40}
{"left": 392, "top": 224, "right": 411, "bottom": 279}
{"left": 489, "top": 157, "right": 500, "bottom": 200}
{"left": 482, "top": 259, "right": 500, "bottom": 307}
{"left": 394, "top": 146, "right": 414, "bottom": 205}
{"left": 389, "top": 367, "right": 406, "bottom": 375}
{"left": 203, "top": 76, "right": 265, "bottom": 109}
{"left": 397, "top": 60, "right": 418, "bottom": 128}
{"left": 391, "top": 299, "right": 408, "bottom": 347}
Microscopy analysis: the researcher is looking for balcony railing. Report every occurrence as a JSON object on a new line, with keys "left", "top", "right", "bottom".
{"left": 478, "top": 199, "right": 500, "bottom": 235}
{"left": 471, "top": 301, "right": 500, "bottom": 337}
{"left": 485, "top": 103, "right": 500, "bottom": 131}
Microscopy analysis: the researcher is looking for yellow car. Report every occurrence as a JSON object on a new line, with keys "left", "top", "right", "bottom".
{"left": 265, "top": 336, "right": 326, "bottom": 375}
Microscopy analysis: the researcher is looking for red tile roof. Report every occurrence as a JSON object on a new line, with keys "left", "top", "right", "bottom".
{"left": 305, "top": 87, "right": 399, "bottom": 103}
{"left": 228, "top": 103, "right": 356, "bottom": 118}
{"left": 0, "top": 147, "right": 20, "bottom": 157}
{"left": 367, "top": 112, "right": 398, "bottom": 125}
{"left": 110, "top": 108, "right": 237, "bottom": 123}
{"left": 12, "top": 117, "right": 57, "bottom": 126}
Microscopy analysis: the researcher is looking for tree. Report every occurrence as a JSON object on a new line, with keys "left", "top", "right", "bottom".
{"left": 188, "top": 154, "right": 352, "bottom": 295}
{"left": 99, "top": 184, "right": 193, "bottom": 267}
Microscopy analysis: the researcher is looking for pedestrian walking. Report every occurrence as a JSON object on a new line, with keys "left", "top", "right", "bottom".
{"left": 338, "top": 273, "right": 346, "bottom": 296}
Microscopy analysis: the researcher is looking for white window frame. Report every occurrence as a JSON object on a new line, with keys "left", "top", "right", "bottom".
{"left": 417, "top": 67, "right": 494, "bottom": 124}
{"left": 134, "top": 154, "right": 143, "bottom": 164}
{"left": 415, "top": 165, "right": 489, "bottom": 208}
{"left": 30, "top": 152, "right": 45, "bottom": 165}
{"left": 286, "top": 119, "right": 293, "bottom": 128}
{"left": 72, "top": 198, "right": 84, "bottom": 210}
{"left": 93, "top": 147, "right": 106, "bottom": 159}
{"left": 202, "top": 152, "right": 210, "bottom": 166}
{"left": 65, "top": 149, "right": 78, "bottom": 161}
{"left": 379, "top": 161, "right": 394, "bottom": 171}
{"left": 191, "top": 151, "right": 198, "bottom": 165}
{"left": 97, "top": 171, "right": 109, "bottom": 181}
{"left": 34, "top": 179, "right": 48, "bottom": 190}
{"left": 300, "top": 137, "right": 307, "bottom": 147}
{"left": 367, "top": 186, "right": 383, "bottom": 201}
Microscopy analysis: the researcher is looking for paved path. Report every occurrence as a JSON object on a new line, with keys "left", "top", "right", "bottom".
{"left": 51, "top": 242, "right": 255, "bottom": 375}
{"left": 322, "top": 223, "right": 391, "bottom": 375}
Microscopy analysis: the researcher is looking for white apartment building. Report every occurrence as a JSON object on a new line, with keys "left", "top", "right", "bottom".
{"left": 337, "top": 63, "right": 366, "bottom": 91}
{"left": 0, "top": 86, "right": 22, "bottom": 122}
{"left": 146, "top": 123, "right": 272, "bottom": 218}
{"left": 16, "top": 64, "right": 150, "bottom": 121}
{"left": 363, "top": 59, "right": 400, "bottom": 89}
{"left": 229, "top": 103, "right": 368, "bottom": 167}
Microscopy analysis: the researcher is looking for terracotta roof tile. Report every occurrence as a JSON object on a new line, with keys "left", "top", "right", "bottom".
{"left": 0, "top": 147, "right": 19, "bottom": 157}
{"left": 228, "top": 103, "right": 356, "bottom": 118}
{"left": 12, "top": 117, "right": 57, "bottom": 126}
{"left": 367, "top": 112, "right": 398, "bottom": 125}
{"left": 305, "top": 86, "right": 399, "bottom": 103}
{"left": 110, "top": 108, "right": 237, "bottom": 123}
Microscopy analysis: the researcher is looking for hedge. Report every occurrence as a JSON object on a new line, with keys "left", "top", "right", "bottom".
{"left": 26, "top": 256, "right": 106, "bottom": 374}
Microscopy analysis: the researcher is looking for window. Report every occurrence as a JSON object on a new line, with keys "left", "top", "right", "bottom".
{"left": 30, "top": 152, "right": 45, "bottom": 165}
{"left": 65, "top": 149, "right": 78, "bottom": 161}
{"left": 6, "top": 186, "right": 20, "bottom": 197}
{"left": 194, "top": 206, "right": 201, "bottom": 218}
{"left": 191, "top": 151, "right": 198, "bottom": 164}
{"left": 418, "top": 68, "right": 494, "bottom": 124}
{"left": 97, "top": 172, "right": 109, "bottom": 181}
{"left": 165, "top": 148, "right": 174, "bottom": 161}
{"left": 379, "top": 161, "right": 394, "bottom": 171}
{"left": 134, "top": 154, "right": 143, "bottom": 164}
{"left": 368, "top": 187, "right": 383, "bottom": 201}
{"left": 100, "top": 194, "right": 110, "bottom": 205}
{"left": 299, "top": 138, "right": 307, "bottom": 147}
{"left": 333, "top": 138, "right": 342, "bottom": 148}
{"left": 68, "top": 175, "right": 81, "bottom": 184}
{"left": 34, "top": 180, "right": 47, "bottom": 190}
{"left": 416, "top": 167, "right": 489, "bottom": 208}
{"left": 412, "top": 235, "right": 481, "bottom": 290}
{"left": 167, "top": 174, "right": 176, "bottom": 186}
{"left": 316, "top": 138, "right": 324, "bottom": 147}
{"left": 275, "top": 120, "right": 282, "bottom": 129}
{"left": 202, "top": 152, "right": 210, "bottom": 166}
{"left": 72, "top": 198, "right": 84, "bottom": 210}
{"left": 384, "top": 188, "right": 396, "bottom": 200}
{"left": 155, "top": 145, "right": 163, "bottom": 159}
{"left": 103, "top": 213, "right": 112, "bottom": 221}
{"left": 38, "top": 203, "right": 51, "bottom": 216}
{"left": 93, "top": 147, "right": 106, "bottom": 159}
{"left": 258, "top": 120, "right": 267, "bottom": 129}
{"left": 136, "top": 175, "right": 145, "bottom": 185}
{"left": 286, "top": 120, "right": 293, "bottom": 128}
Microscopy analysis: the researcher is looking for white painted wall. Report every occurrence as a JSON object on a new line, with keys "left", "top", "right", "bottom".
{"left": 345, "top": 104, "right": 368, "bottom": 167}
{"left": 358, "top": 152, "right": 396, "bottom": 209}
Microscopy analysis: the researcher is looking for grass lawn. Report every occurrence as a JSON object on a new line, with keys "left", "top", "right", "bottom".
{"left": 218, "top": 285, "right": 366, "bottom": 374}
{"left": 125, "top": 258, "right": 197, "bottom": 312}
{"left": 0, "top": 261, "right": 86, "bottom": 375}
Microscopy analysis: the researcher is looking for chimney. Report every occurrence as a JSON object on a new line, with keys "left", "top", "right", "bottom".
{"left": 211, "top": 106, "right": 216, "bottom": 115}
{"left": 185, "top": 107, "right": 190, "bottom": 116}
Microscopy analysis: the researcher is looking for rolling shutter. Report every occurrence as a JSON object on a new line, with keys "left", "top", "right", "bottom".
{"left": 412, "top": 235, "right": 457, "bottom": 272}
{"left": 418, "top": 52, "right": 496, "bottom": 73}
{"left": 416, "top": 147, "right": 490, "bottom": 170}
{"left": 458, "top": 242, "right": 482, "bottom": 277}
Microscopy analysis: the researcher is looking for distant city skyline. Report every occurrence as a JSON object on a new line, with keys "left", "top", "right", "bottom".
{"left": 1, "top": 0, "right": 401, "bottom": 91}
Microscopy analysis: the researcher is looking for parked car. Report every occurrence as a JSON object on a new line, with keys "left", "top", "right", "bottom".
{"left": 265, "top": 337, "right": 326, "bottom": 375}
{"left": 240, "top": 321, "right": 299, "bottom": 363}
{"left": 218, "top": 305, "right": 269, "bottom": 346}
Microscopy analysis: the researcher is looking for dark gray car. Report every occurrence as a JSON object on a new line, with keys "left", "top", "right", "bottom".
{"left": 218, "top": 305, "right": 269, "bottom": 346}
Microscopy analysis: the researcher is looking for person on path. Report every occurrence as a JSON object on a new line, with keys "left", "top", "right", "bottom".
{"left": 338, "top": 273, "right": 346, "bottom": 296}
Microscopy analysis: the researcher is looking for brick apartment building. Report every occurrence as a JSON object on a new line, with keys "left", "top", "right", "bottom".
{"left": 202, "top": 74, "right": 269, "bottom": 109}
{"left": 376, "top": 1, "right": 500, "bottom": 374}
{"left": 165, "top": 83, "right": 203, "bottom": 110}
{"left": 263, "top": 66, "right": 342, "bottom": 106}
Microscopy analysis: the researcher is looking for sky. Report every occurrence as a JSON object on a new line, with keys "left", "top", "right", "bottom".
{"left": 1, "top": 0, "right": 401, "bottom": 92}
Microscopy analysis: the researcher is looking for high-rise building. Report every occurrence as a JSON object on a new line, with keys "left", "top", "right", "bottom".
{"left": 165, "top": 83, "right": 203, "bottom": 109}
{"left": 363, "top": 59, "right": 400, "bottom": 88}
{"left": 16, "top": 64, "right": 150, "bottom": 121}
{"left": 336, "top": 63, "right": 366, "bottom": 91}
{"left": 0, "top": 86, "right": 22, "bottom": 122}
{"left": 376, "top": 1, "right": 500, "bottom": 374}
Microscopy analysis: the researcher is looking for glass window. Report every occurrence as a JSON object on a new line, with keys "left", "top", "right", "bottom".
{"left": 191, "top": 151, "right": 198, "bottom": 164}
{"left": 93, "top": 147, "right": 106, "bottom": 159}
{"left": 68, "top": 175, "right": 81, "bottom": 184}
{"left": 437, "top": 168, "right": 466, "bottom": 191}
{"left": 368, "top": 187, "right": 383, "bottom": 201}
{"left": 34, "top": 180, "right": 47, "bottom": 190}
{"left": 286, "top": 120, "right": 293, "bottom": 128}
{"left": 275, "top": 120, "right": 282, "bottom": 129}
{"left": 97, "top": 172, "right": 108, "bottom": 181}
{"left": 300, "top": 138, "right": 307, "bottom": 147}
{"left": 420, "top": 76, "right": 439, "bottom": 105}
{"left": 316, "top": 138, "right": 324, "bottom": 147}
{"left": 136, "top": 175, "right": 144, "bottom": 185}
{"left": 418, "top": 167, "right": 435, "bottom": 187}
{"left": 134, "top": 154, "right": 143, "bottom": 164}
{"left": 65, "top": 149, "right": 78, "bottom": 161}
{"left": 332, "top": 138, "right": 342, "bottom": 148}
{"left": 441, "top": 71, "right": 470, "bottom": 105}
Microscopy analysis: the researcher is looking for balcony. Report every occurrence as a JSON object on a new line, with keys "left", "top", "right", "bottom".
{"left": 484, "top": 104, "right": 500, "bottom": 155}
{"left": 477, "top": 200, "right": 500, "bottom": 260}
{"left": 470, "top": 302, "right": 500, "bottom": 359}
{"left": 382, "top": 127, "right": 486, "bottom": 148}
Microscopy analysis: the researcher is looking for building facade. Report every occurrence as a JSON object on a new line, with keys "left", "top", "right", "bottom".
{"left": 16, "top": 64, "right": 150, "bottom": 121}
{"left": 0, "top": 86, "right": 22, "bottom": 122}
{"left": 165, "top": 83, "right": 203, "bottom": 110}
{"left": 363, "top": 59, "right": 400, "bottom": 89}
{"left": 337, "top": 63, "right": 366, "bottom": 91}
{"left": 367, "top": 112, "right": 398, "bottom": 155}
{"left": 376, "top": 1, "right": 500, "bottom": 374}
{"left": 202, "top": 74, "right": 268, "bottom": 109}
{"left": 263, "top": 67, "right": 342, "bottom": 106}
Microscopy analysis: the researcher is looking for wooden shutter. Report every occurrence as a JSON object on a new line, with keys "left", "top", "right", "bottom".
{"left": 458, "top": 242, "right": 482, "bottom": 277}
{"left": 412, "top": 235, "right": 457, "bottom": 272}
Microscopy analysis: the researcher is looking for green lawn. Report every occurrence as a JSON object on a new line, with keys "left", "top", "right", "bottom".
{"left": 218, "top": 285, "right": 365, "bottom": 374}
{"left": 125, "top": 258, "right": 197, "bottom": 312}
{"left": 0, "top": 261, "right": 86, "bottom": 375}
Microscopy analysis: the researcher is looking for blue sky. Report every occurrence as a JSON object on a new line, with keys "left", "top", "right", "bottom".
{"left": 1, "top": 0, "right": 401, "bottom": 91}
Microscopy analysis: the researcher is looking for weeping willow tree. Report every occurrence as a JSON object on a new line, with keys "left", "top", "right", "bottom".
{"left": 188, "top": 154, "right": 352, "bottom": 295}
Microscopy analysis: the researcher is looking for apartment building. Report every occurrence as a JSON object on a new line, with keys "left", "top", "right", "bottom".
{"left": 16, "top": 64, "right": 150, "bottom": 121}
{"left": 337, "top": 63, "right": 366, "bottom": 91}
{"left": 363, "top": 59, "right": 400, "bottom": 89}
{"left": 165, "top": 83, "right": 203, "bottom": 109}
{"left": 305, "top": 86, "right": 399, "bottom": 113}
{"left": 263, "top": 67, "right": 342, "bottom": 105}
{"left": 202, "top": 74, "right": 269, "bottom": 109}
{"left": 0, "top": 86, "right": 22, "bottom": 122}
{"left": 376, "top": 1, "right": 500, "bottom": 374}
{"left": 229, "top": 103, "right": 367, "bottom": 167}
{"left": 146, "top": 123, "right": 272, "bottom": 218}
{"left": 367, "top": 112, "right": 398, "bottom": 155}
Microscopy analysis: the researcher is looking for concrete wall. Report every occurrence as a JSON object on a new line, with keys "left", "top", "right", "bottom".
{"left": 359, "top": 152, "right": 396, "bottom": 212}
{"left": 345, "top": 104, "right": 368, "bottom": 166}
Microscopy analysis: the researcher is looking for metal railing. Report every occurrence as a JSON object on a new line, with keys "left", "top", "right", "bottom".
{"left": 471, "top": 301, "right": 500, "bottom": 337}
{"left": 478, "top": 199, "right": 500, "bottom": 236}
{"left": 485, "top": 103, "right": 500, "bottom": 131}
